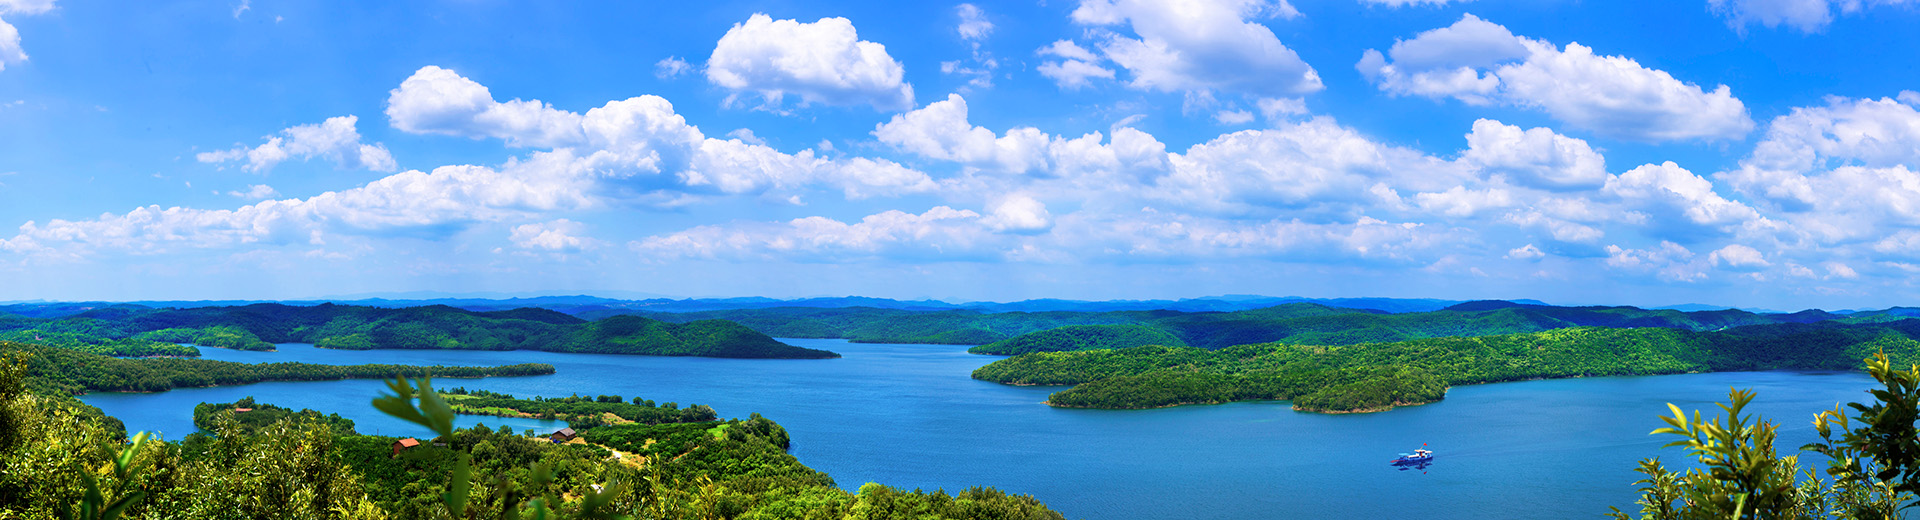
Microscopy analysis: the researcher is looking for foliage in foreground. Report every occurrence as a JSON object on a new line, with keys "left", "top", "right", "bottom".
{"left": 1609, "top": 352, "right": 1920, "bottom": 519}
{"left": 0, "top": 352, "right": 1066, "bottom": 519}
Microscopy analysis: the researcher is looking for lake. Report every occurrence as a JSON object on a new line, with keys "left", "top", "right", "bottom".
{"left": 81, "top": 340, "right": 1878, "bottom": 520}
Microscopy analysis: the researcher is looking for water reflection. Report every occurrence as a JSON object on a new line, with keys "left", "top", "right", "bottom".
{"left": 1393, "top": 460, "right": 1433, "bottom": 472}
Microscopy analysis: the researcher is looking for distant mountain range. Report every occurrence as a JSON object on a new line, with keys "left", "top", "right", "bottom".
{"left": 0, "top": 295, "right": 1834, "bottom": 320}
{"left": 0, "top": 295, "right": 1569, "bottom": 318}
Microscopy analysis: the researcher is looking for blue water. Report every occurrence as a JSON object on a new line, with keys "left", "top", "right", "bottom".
{"left": 81, "top": 340, "right": 1878, "bottom": 520}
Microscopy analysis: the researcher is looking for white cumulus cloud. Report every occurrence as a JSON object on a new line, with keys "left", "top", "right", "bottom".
{"left": 1604, "top": 241, "right": 1706, "bottom": 282}
{"left": 386, "top": 66, "right": 585, "bottom": 148}
{"left": 1256, "top": 97, "right": 1308, "bottom": 119}
{"left": 1359, "top": 14, "right": 1753, "bottom": 141}
{"left": 385, "top": 66, "right": 933, "bottom": 203}
{"left": 0, "top": 1, "right": 55, "bottom": 15}
{"left": 1214, "top": 110, "right": 1254, "bottom": 125}
{"left": 0, "top": 17, "right": 25, "bottom": 70}
{"left": 956, "top": 3, "right": 993, "bottom": 41}
{"left": 1708, "top": 244, "right": 1770, "bottom": 269}
{"left": 654, "top": 57, "right": 691, "bottom": 79}
{"left": 1709, "top": 0, "right": 1920, "bottom": 33}
{"left": 1068, "top": 0, "right": 1322, "bottom": 97}
{"left": 1506, "top": 243, "right": 1544, "bottom": 260}
{"left": 1362, "top": 0, "right": 1469, "bottom": 5}
{"left": 943, "top": 4, "right": 1001, "bottom": 90}
{"left": 875, "top": 93, "right": 1173, "bottom": 189}
{"left": 1461, "top": 119, "right": 1607, "bottom": 191}
{"left": 198, "top": 116, "right": 398, "bottom": 173}
{"left": 705, "top": 14, "right": 914, "bottom": 112}
{"left": 983, "top": 194, "right": 1054, "bottom": 234}
{"left": 875, "top": 94, "right": 1048, "bottom": 174}
{"left": 2, "top": 159, "right": 595, "bottom": 259}
{"left": 0, "top": 0, "right": 54, "bottom": 72}
{"left": 1826, "top": 261, "right": 1859, "bottom": 279}
{"left": 510, "top": 219, "right": 598, "bottom": 252}
{"left": 1604, "top": 161, "right": 1764, "bottom": 239}
{"left": 1414, "top": 186, "right": 1514, "bottom": 217}
{"left": 1717, "top": 95, "right": 1920, "bottom": 246}
{"left": 1072, "top": 213, "right": 1451, "bottom": 264}
{"left": 632, "top": 206, "right": 997, "bottom": 262}
{"left": 3, "top": 66, "right": 944, "bottom": 261}
{"left": 630, "top": 206, "right": 1455, "bottom": 266}
{"left": 1721, "top": 95, "right": 1920, "bottom": 209}
{"left": 226, "top": 184, "right": 280, "bottom": 200}
{"left": 1037, "top": 40, "right": 1116, "bottom": 90}
{"left": 1158, "top": 116, "right": 1472, "bottom": 218}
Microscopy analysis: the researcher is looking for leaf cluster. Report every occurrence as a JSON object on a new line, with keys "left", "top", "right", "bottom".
{"left": 1609, "top": 353, "right": 1920, "bottom": 519}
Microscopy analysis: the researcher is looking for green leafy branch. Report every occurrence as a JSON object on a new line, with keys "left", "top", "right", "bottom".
{"left": 57, "top": 432, "right": 150, "bottom": 520}
{"left": 1611, "top": 351, "right": 1920, "bottom": 519}
{"left": 373, "top": 375, "right": 631, "bottom": 519}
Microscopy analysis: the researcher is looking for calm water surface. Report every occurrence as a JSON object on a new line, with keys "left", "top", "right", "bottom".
{"left": 81, "top": 340, "right": 1877, "bottom": 520}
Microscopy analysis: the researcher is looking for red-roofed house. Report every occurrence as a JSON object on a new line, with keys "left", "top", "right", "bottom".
{"left": 391, "top": 438, "right": 420, "bottom": 458}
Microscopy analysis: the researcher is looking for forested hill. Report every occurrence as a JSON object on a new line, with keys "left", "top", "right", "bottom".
{"left": 971, "top": 318, "right": 1920, "bottom": 413}
{"left": 3, "top": 341, "right": 555, "bottom": 395}
{"left": 619, "top": 301, "right": 1844, "bottom": 350}
{"left": 0, "top": 303, "right": 838, "bottom": 359}
{"left": 0, "top": 294, "right": 1481, "bottom": 317}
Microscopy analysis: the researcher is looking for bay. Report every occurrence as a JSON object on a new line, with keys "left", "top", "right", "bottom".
{"left": 80, "top": 339, "right": 1877, "bottom": 520}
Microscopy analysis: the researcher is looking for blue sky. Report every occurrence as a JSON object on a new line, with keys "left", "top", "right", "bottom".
{"left": 3, "top": 0, "right": 1920, "bottom": 309}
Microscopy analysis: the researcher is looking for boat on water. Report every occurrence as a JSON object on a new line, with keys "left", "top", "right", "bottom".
{"left": 1390, "top": 449, "right": 1434, "bottom": 465}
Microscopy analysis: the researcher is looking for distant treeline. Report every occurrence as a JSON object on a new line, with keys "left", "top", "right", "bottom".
{"left": 0, "top": 302, "right": 839, "bottom": 359}
{"left": 974, "top": 320, "right": 1920, "bottom": 413}
{"left": 134, "top": 326, "right": 275, "bottom": 351}
{"left": 976, "top": 324, "right": 1191, "bottom": 355}
{"left": 0, "top": 329, "right": 199, "bottom": 357}
{"left": 625, "top": 300, "right": 1849, "bottom": 349}
{"left": 3, "top": 341, "right": 555, "bottom": 395}
{"left": 621, "top": 306, "right": 1154, "bottom": 344}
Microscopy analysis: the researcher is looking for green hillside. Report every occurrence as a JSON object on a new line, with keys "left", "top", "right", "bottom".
{"left": 0, "top": 367, "right": 1066, "bottom": 518}
{"left": 0, "top": 303, "right": 838, "bottom": 359}
{"left": 4, "top": 341, "right": 555, "bottom": 395}
{"left": 971, "top": 324, "right": 1189, "bottom": 355}
{"left": 951, "top": 301, "right": 1842, "bottom": 355}
{"left": 973, "top": 320, "right": 1920, "bottom": 413}
{"left": 621, "top": 306, "right": 1164, "bottom": 344}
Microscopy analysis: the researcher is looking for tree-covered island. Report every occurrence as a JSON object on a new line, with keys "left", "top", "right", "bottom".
{"left": 974, "top": 320, "right": 1920, "bottom": 413}
{"left": 437, "top": 387, "right": 721, "bottom": 429}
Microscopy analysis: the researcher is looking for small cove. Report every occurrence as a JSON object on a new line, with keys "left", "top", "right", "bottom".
{"left": 81, "top": 340, "right": 1878, "bottom": 520}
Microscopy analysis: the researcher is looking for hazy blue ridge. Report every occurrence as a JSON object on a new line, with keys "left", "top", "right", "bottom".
{"left": 0, "top": 302, "right": 837, "bottom": 359}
